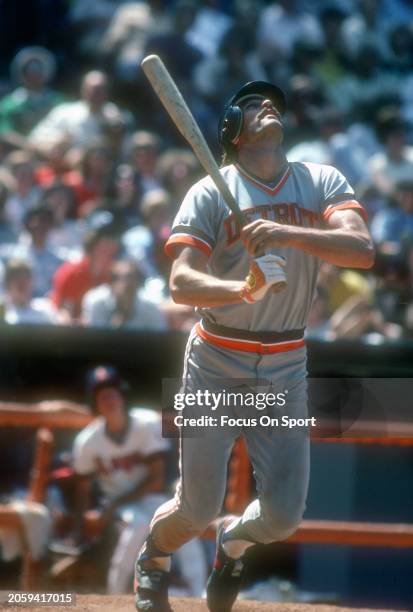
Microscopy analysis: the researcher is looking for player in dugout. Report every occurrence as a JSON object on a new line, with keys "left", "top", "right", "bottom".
{"left": 133, "top": 81, "right": 374, "bottom": 611}
{"left": 70, "top": 365, "right": 206, "bottom": 596}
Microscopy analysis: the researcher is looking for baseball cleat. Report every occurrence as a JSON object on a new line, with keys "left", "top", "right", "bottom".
{"left": 206, "top": 520, "right": 246, "bottom": 612}
{"left": 134, "top": 559, "right": 172, "bottom": 612}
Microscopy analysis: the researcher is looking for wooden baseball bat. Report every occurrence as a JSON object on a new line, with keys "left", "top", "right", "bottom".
{"left": 141, "top": 54, "right": 244, "bottom": 227}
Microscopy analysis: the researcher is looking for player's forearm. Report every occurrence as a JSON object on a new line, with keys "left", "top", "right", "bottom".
{"left": 170, "top": 266, "right": 244, "bottom": 307}
{"left": 287, "top": 227, "right": 375, "bottom": 268}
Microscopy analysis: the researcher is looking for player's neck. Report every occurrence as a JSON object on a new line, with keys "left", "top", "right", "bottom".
{"left": 237, "top": 146, "right": 288, "bottom": 182}
{"left": 105, "top": 413, "right": 129, "bottom": 442}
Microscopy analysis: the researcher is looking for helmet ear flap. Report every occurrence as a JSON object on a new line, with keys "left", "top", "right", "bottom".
{"left": 219, "top": 105, "right": 243, "bottom": 146}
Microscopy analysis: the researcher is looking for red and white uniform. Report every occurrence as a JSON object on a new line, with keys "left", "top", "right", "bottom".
{"left": 73, "top": 408, "right": 206, "bottom": 595}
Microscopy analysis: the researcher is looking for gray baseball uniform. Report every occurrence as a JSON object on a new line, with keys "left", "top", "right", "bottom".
{"left": 166, "top": 161, "right": 365, "bottom": 332}
{"left": 148, "top": 161, "right": 365, "bottom": 552}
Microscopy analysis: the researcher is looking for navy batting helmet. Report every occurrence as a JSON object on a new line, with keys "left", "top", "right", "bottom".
{"left": 218, "top": 81, "right": 286, "bottom": 162}
{"left": 85, "top": 365, "right": 130, "bottom": 412}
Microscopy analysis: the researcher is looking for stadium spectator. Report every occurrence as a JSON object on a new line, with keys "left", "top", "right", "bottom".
{"left": 63, "top": 140, "right": 114, "bottom": 216}
{"left": 309, "top": 261, "right": 402, "bottom": 340}
{"left": 145, "top": 0, "right": 202, "bottom": 87}
{"left": 327, "top": 294, "right": 401, "bottom": 339}
{"left": 1, "top": 205, "right": 64, "bottom": 298}
{"left": 4, "top": 151, "right": 41, "bottom": 233}
{"left": 42, "top": 184, "right": 86, "bottom": 260}
{"left": 185, "top": 0, "right": 232, "bottom": 59}
{"left": 369, "top": 109, "right": 413, "bottom": 196}
{"left": 29, "top": 71, "right": 131, "bottom": 149}
{"left": 370, "top": 180, "right": 413, "bottom": 247}
{"left": 68, "top": 0, "right": 127, "bottom": 61}
{"left": 194, "top": 25, "right": 267, "bottom": 112}
{"left": 81, "top": 259, "right": 167, "bottom": 330}
{"left": 0, "top": 180, "right": 17, "bottom": 245}
{"left": 314, "top": 6, "right": 352, "bottom": 96}
{"left": 232, "top": 0, "right": 290, "bottom": 89}
{"left": 283, "top": 75, "right": 326, "bottom": 148}
{"left": 387, "top": 23, "right": 413, "bottom": 74}
{"left": 109, "top": 164, "right": 143, "bottom": 229}
{"left": 372, "top": 249, "right": 411, "bottom": 332}
{"left": 122, "top": 189, "right": 172, "bottom": 281}
{"left": 317, "top": 262, "right": 373, "bottom": 317}
{"left": 70, "top": 365, "right": 206, "bottom": 595}
{"left": 0, "top": 259, "right": 58, "bottom": 325}
{"left": 380, "top": 0, "right": 413, "bottom": 28}
{"left": 287, "top": 107, "right": 373, "bottom": 187}
{"left": 0, "top": 47, "right": 62, "bottom": 136}
{"left": 121, "top": 191, "right": 197, "bottom": 328}
{"left": 156, "top": 149, "right": 201, "bottom": 212}
{"left": 290, "top": 39, "right": 324, "bottom": 84}
{"left": 257, "top": 0, "right": 322, "bottom": 63}
{"left": 50, "top": 212, "right": 120, "bottom": 323}
{"left": 326, "top": 41, "right": 400, "bottom": 117}
{"left": 0, "top": 132, "right": 29, "bottom": 165}
{"left": 99, "top": 1, "right": 171, "bottom": 83}
{"left": 341, "top": 0, "right": 391, "bottom": 62}
{"left": 102, "top": 111, "right": 129, "bottom": 167}
{"left": 356, "top": 183, "right": 387, "bottom": 223}
{"left": 33, "top": 136, "right": 71, "bottom": 185}
{"left": 128, "top": 131, "right": 162, "bottom": 195}
{"left": 287, "top": 107, "right": 344, "bottom": 166}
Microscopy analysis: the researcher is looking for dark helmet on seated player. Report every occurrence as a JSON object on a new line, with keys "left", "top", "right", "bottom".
{"left": 85, "top": 364, "right": 130, "bottom": 412}
{"left": 218, "top": 81, "right": 286, "bottom": 163}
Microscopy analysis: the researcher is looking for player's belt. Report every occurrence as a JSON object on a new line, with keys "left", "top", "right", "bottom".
{"left": 196, "top": 320, "right": 305, "bottom": 354}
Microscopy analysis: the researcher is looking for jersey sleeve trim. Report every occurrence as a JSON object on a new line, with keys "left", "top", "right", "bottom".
{"left": 165, "top": 233, "right": 213, "bottom": 259}
{"left": 323, "top": 200, "right": 368, "bottom": 223}
{"left": 324, "top": 192, "right": 355, "bottom": 205}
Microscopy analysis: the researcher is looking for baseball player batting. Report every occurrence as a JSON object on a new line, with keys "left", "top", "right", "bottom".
{"left": 134, "top": 80, "right": 374, "bottom": 611}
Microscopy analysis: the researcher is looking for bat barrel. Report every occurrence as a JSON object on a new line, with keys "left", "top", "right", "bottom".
{"left": 141, "top": 54, "right": 244, "bottom": 227}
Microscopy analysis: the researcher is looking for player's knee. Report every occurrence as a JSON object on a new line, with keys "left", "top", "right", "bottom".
{"left": 186, "top": 510, "right": 219, "bottom": 533}
{"left": 183, "top": 501, "right": 221, "bottom": 533}
{"left": 260, "top": 492, "right": 305, "bottom": 542}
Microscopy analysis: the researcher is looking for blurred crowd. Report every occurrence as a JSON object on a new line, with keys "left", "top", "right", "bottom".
{"left": 0, "top": 0, "right": 413, "bottom": 340}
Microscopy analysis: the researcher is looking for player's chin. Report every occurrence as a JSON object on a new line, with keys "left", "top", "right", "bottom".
{"left": 263, "top": 114, "right": 282, "bottom": 126}
{"left": 262, "top": 120, "right": 283, "bottom": 140}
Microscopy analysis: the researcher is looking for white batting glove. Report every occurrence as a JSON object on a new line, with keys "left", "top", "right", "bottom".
{"left": 240, "top": 254, "right": 287, "bottom": 303}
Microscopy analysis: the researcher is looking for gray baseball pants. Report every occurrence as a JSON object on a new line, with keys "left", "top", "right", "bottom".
{"left": 150, "top": 327, "right": 310, "bottom": 552}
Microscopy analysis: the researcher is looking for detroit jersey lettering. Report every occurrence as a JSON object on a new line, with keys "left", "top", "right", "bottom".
{"left": 165, "top": 162, "right": 366, "bottom": 332}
